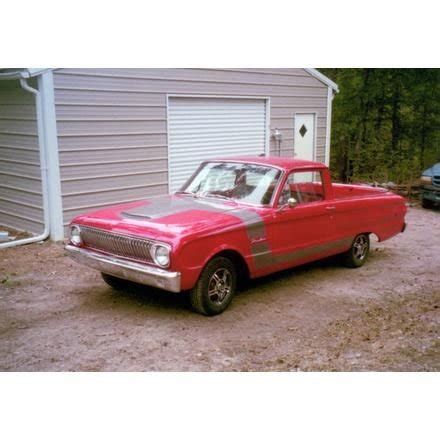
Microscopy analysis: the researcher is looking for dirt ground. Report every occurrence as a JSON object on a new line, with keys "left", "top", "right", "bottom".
{"left": 0, "top": 206, "right": 439, "bottom": 371}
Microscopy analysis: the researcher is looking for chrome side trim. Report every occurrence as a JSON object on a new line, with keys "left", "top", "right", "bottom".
{"left": 65, "top": 245, "right": 181, "bottom": 293}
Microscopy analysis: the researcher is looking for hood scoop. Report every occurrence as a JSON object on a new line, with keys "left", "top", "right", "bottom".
{"left": 123, "top": 211, "right": 153, "bottom": 220}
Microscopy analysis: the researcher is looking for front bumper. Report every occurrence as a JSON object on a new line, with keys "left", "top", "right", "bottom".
{"left": 422, "top": 188, "right": 440, "bottom": 203}
{"left": 65, "top": 244, "right": 181, "bottom": 293}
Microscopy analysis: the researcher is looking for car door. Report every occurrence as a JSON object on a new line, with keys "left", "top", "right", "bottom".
{"left": 264, "top": 169, "right": 336, "bottom": 271}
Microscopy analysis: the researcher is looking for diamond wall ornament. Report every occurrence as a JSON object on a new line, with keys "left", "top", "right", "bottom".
{"left": 299, "top": 124, "right": 308, "bottom": 137}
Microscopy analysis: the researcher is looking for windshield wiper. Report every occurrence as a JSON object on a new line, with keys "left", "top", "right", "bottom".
{"left": 197, "top": 192, "right": 237, "bottom": 203}
{"left": 207, "top": 193, "right": 230, "bottom": 201}
{"left": 175, "top": 190, "right": 194, "bottom": 196}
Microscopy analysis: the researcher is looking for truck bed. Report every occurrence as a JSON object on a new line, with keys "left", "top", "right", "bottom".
{"left": 332, "top": 183, "right": 389, "bottom": 200}
{"left": 289, "top": 182, "right": 389, "bottom": 203}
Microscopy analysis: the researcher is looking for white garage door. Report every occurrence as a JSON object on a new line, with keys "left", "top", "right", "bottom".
{"left": 168, "top": 97, "right": 268, "bottom": 193}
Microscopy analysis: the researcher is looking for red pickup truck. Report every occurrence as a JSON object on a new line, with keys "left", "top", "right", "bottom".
{"left": 66, "top": 156, "right": 407, "bottom": 315}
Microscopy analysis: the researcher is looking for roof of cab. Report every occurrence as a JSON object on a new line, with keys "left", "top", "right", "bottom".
{"left": 208, "top": 155, "right": 328, "bottom": 171}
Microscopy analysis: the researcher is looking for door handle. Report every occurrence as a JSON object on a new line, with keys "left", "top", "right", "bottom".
{"left": 326, "top": 206, "right": 336, "bottom": 211}
{"left": 250, "top": 237, "right": 267, "bottom": 244}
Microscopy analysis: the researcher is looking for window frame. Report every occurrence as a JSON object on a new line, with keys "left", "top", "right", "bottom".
{"left": 274, "top": 168, "right": 327, "bottom": 208}
{"left": 180, "top": 160, "right": 285, "bottom": 208}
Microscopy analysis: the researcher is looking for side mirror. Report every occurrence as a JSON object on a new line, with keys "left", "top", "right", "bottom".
{"left": 287, "top": 197, "right": 298, "bottom": 208}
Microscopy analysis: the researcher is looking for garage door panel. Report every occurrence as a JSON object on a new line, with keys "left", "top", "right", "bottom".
{"left": 170, "top": 145, "right": 262, "bottom": 159}
{"left": 168, "top": 97, "right": 267, "bottom": 192}
{"left": 169, "top": 133, "right": 265, "bottom": 143}
{"left": 170, "top": 117, "right": 266, "bottom": 127}
{"left": 169, "top": 124, "right": 266, "bottom": 133}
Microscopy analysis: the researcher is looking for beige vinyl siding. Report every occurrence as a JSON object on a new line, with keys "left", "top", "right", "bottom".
{"left": 54, "top": 68, "right": 328, "bottom": 228}
{"left": 0, "top": 80, "right": 43, "bottom": 234}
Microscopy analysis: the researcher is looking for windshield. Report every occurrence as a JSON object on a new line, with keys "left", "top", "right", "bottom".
{"left": 180, "top": 162, "right": 282, "bottom": 206}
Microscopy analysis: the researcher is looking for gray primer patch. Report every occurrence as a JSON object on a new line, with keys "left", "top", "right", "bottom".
{"left": 122, "top": 196, "right": 353, "bottom": 271}
{"left": 122, "top": 195, "right": 268, "bottom": 242}
{"left": 251, "top": 241, "right": 272, "bottom": 267}
{"left": 122, "top": 196, "right": 231, "bottom": 219}
{"left": 227, "top": 208, "right": 267, "bottom": 240}
{"left": 123, "top": 196, "right": 270, "bottom": 266}
{"left": 253, "top": 237, "right": 354, "bottom": 269}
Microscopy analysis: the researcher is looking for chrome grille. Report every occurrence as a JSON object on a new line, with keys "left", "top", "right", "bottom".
{"left": 433, "top": 176, "right": 440, "bottom": 188}
{"left": 79, "top": 226, "right": 153, "bottom": 263}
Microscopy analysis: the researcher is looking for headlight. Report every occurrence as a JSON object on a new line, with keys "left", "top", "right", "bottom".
{"left": 420, "top": 176, "right": 432, "bottom": 184}
{"left": 70, "top": 225, "right": 82, "bottom": 246}
{"left": 151, "top": 244, "right": 170, "bottom": 268}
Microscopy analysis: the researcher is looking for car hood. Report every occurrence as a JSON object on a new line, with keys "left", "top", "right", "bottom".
{"left": 423, "top": 162, "right": 440, "bottom": 176}
{"left": 71, "top": 194, "right": 266, "bottom": 244}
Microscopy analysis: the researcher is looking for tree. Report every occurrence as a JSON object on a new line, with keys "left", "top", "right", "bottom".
{"left": 320, "top": 68, "right": 440, "bottom": 183}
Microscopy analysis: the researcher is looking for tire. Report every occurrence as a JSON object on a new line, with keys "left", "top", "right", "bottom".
{"left": 190, "top": 257, "right": 237, "bottom": 316}
{"left": 343, "top": 234, "right": 370, "bottom": 268}
{"left": 101, "top": 272, "right": 130, "bottom": 290}
{"left": 422, "top": 198, "right": 434, "bottom": 209}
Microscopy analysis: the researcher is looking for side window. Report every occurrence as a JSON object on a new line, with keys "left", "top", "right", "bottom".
{"left": 279, "top": 170, "right": 324, "bottom": 205}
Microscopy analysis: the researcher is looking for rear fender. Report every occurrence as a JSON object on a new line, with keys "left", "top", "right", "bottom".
{"left": 372, "top": 200, "right": 407, "bottom": 242}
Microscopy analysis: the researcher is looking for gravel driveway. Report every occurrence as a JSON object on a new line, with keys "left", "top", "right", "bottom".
{"left": 0, "top": 206, "right": 439, "bottom": 371}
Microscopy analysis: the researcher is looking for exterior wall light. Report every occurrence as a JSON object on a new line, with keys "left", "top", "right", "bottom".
{"left": 273, "top": 129, "right": 283, "bottom": 156}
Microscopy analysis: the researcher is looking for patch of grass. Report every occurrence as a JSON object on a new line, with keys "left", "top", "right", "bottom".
{"left": 1, "top": 275, "right": 21, "bottom": 288}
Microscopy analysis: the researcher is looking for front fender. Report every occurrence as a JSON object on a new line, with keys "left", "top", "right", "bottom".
{"left": 173, "top": 228, "right": 252, "bottom": 291}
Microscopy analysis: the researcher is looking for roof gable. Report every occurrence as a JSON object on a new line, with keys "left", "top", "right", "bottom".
{"left": 304, "top": 68, "right": 339, "bottom": 92}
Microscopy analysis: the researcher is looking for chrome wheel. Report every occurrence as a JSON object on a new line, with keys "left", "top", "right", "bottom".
{"left": 190, "top": 256, "right": 237, "bottom": 315}
{"left": 343, "top": 233, "right": 370, "bottom": 268}
{"left": 353, "top": 235, "right": 369, "bottom": 261}
{"left": 208, "top": 268, "right": 232, "bottom": 304}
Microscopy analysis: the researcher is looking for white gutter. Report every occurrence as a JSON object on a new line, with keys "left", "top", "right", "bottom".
{"left": 0, "top": 77, "right": 50, "bottom": 248}
{"left": 0, "top": 68, "right": 51, "bottom": 80}
{"left": 304, "top": 68, "right": 339, "bottom": 93}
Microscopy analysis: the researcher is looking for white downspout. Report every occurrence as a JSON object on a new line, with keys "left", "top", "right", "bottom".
{"left": 0, "top": 78, "right": 50, "bottom": 248}
{"left": 324, "top": 86, "right": 335, "bottom": 167}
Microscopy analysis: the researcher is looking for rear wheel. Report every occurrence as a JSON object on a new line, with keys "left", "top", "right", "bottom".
{"left": 101, "top": 273, "right": 129, "bottom": 290}
{"left": 190, "top": 257, "right": 237, "bottom": 316}
{"left": 343, "top": 234, "right": 370, "bottom": 268}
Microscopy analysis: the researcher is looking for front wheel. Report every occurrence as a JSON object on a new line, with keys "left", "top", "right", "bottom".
{"left": 190, "top": 257, "right": 237, "bottom": 316}
{"left": 343, "top": 234, "right": 370, "bottom": 268}
{"left": 422, "top": 198, "right": 434, "bottom": 209}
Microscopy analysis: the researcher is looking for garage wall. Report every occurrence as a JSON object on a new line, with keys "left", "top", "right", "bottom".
{"left": 0, "top": 80, "right": 43, "bottom": 234}
{"left": 53, "top": 68, "right": 328, "bottom": 228}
